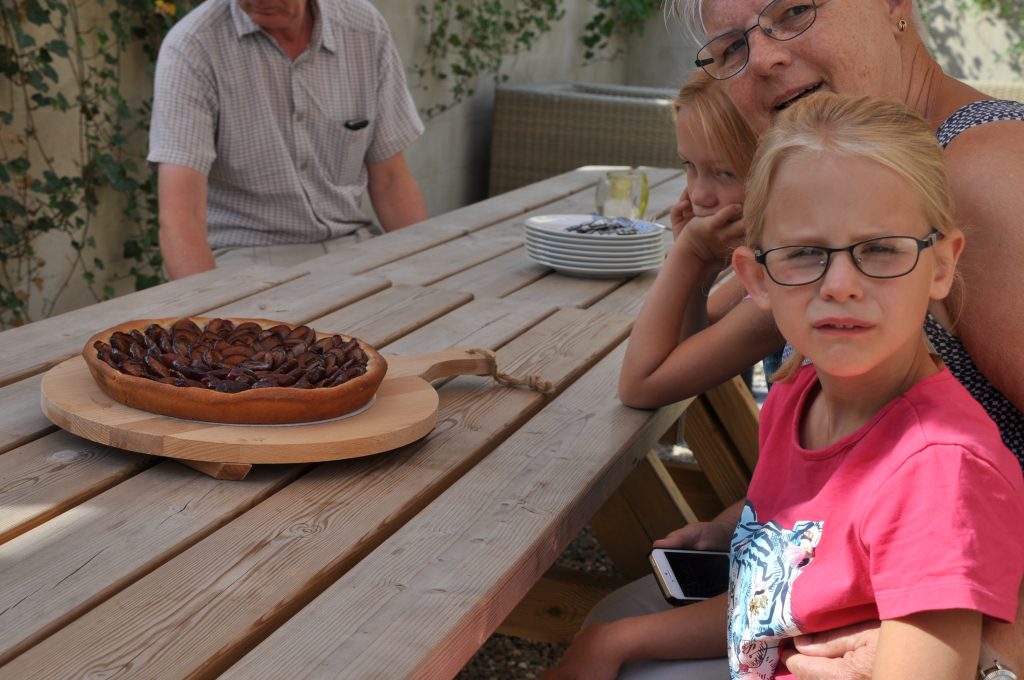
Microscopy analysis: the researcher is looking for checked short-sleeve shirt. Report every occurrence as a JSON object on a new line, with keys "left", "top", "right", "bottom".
{"left": 148, "top": 0, "right": 424, "bottom": 248}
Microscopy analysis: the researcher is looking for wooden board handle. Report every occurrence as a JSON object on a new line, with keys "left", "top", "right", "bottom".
{"left": 383, "top": 347, "right": 497, "bottom": 382}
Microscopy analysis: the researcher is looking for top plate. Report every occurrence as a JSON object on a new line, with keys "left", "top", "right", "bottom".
{"left": 525, "top": 214, "right": 665, "bottom": 240}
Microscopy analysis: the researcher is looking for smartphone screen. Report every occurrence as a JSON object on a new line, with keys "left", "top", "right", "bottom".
{"left": 649, "top": 548, "right": 730, "bottom": 605}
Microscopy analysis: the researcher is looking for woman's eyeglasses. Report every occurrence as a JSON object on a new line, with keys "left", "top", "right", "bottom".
{"left": 695, "top": 0, "right": 818, "bottom": 80}
{"left": 755, "top": 232, "right": 941, "bottom": 286}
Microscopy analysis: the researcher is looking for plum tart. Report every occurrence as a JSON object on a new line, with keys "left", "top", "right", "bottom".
{"left": 83, "top": 317, "right": 388, "bottom": 424}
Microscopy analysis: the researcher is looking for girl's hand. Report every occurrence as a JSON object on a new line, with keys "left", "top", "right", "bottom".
{"left": 542, "top": 622, "right": 628, "bottom": 680}
{"left": 670, "top": 189, "right": 695, "bottom": 240}
{"left": 654, "top": 522, "right": 734, "bottom": 552}
{"left": 671, "top": 193, "right": 745, "bottom": 267}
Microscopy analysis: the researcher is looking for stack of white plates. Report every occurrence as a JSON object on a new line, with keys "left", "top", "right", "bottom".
{"left": 523, "top": 214, "right": 666, "bottom": 278}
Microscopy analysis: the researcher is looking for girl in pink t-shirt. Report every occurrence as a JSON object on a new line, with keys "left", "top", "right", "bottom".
{"left": 545, "top": 94, "right": 1024, "bottom": 680}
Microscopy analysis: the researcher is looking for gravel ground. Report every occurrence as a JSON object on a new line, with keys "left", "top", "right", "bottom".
{"left": 455, "top": 366, "right": 769, "bottom": 679}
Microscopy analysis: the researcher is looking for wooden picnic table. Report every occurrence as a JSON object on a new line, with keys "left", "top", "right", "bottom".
{"left": 0, "top": 166, "right": 739, "bottom": 679}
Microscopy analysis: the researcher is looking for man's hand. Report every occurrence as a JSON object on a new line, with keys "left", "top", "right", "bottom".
{"left": 782, "top": 621, "right": 879, "bottom": 680}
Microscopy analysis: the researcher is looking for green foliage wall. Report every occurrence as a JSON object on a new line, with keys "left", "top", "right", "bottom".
{"left": 0, "top": 0, "right": 197, "bottom": 329}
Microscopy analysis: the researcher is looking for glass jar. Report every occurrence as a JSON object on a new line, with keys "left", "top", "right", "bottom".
{"left": 595, "top": 169, "right": 649, "bottom": 220}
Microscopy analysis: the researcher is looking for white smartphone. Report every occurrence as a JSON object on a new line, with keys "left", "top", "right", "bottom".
{"left": 648, "top": 548, "right": 730, "bottom": 606}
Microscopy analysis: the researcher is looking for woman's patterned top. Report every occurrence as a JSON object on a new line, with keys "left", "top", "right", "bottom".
{"left": 928, "top": 97, "right": 1024, "bottom": 467}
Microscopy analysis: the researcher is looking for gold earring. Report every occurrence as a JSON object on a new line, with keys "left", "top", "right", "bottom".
{"left": 898, "top": 19, "right": 907, "bottom": 32}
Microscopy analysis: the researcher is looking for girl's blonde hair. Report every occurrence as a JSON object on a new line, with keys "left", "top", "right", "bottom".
{"left": 743, "top": 93, "right": 957, "bottom": 381}
{"left": 675, "top": 70, "right": 758, "bottom": 179}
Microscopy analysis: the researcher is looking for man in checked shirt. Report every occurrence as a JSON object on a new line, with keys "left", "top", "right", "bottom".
{"left": 149, "top": 0, "right": 428, "bottom": 279}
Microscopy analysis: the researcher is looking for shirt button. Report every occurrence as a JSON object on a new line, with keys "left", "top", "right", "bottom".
{"left": 295, "top": 111, "right": 304, "bottom": 123}
{"left": 299, "top": 162, "right": 307, "bottom": 172}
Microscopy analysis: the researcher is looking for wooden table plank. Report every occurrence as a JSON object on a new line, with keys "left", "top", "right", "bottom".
{"left": 209, "top": 272, "right": 391, "bottom": 320}
{"left": 0, "top": 283, "right": 498, "bottom": 671}
{"left": 586, "top": 271, "right": 660, "bottom": 316}
{"left": 0, "top": 432, "right": 153, "bottom": 545}
{"left": 500, "top": 172, "right": 683, "bottom": 310}
{"left": 387, "top": 166, "right": 681, "bottom": 292}
{"left": 294, "top": 168, "right": 613, "bottom": 278}
{"left": 369, "top": 170, "right": 671, "bottom": 288}
{"left": 1, "top": 282, "right": 476, "bottom": 539}
{"left": 221, "top": 344, "right": 687, "bottom": 680}
{"left": 0, "top": 307, "right": 634, "bottom": 679}
{"left": 504, "top": 273, "right": 626, "bottom": 309}
{"left": 0, "top": 462, "right": 305, "bottom": 666}
{"left": 0, "top": 274, "right": 390, "bottom": 459}
{"left": 311, "top": 285, "right": 473, "bottom": 348}
{"left": 0, "top": 265, "right": 303, "bottom": 388}
{"left": 370, "top": 227, "right": 524, "bottom": 288}
{"left": 0, "top": 375, "right": 53, "bottom": 455}
{"left": 383, "top": 297, "right": 556, "bottom": 356}
{"left": 432, "top": 248, "right": 550, "bottom": 298}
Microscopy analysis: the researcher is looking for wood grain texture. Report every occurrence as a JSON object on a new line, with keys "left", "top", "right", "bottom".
{"left": 591, "top": 449, "right": 698, "bottom": 580}
{"left": 369, "top": 226, "right": 524, "bottom": 287}
{"left": 498, "top": 567, "right": 627, "bottom": 645}
{"left": 0, "top": 265, "right": 302, "bottom": 387}
{"left": 0, "top": 293, "right": 534, "bottom": 678}
{"left": 383, "top": 297, "right": 556, "bottom": 357}
{"left": 0, "top": 431, "right": 152, "bottom": 545}
{"left": 0, "top": 461, "right": 304, "bottom": 666}
{"left": 703, "top": 376, "right": 760, "bottom": 474}
{"left": 0, "top": 308, "right": 632, "bottom": 680}
{"left": 0, "top": 374, "right": 53, "bottom": 455}
{"left": 311, "top": 285, "right": 473, "bottom": 349}
{"left": 431, "top": 249, "right": 550, "bottom": 299}
{"left": 683, "top": 396, "right": 752, "bottom": 507}
{"left": 586, "top": 270, "right": 661, "bottom": 316}
{"left": 209, "top": 272, "right": 391, "bottom": 320}
{"left": 41, "top": 358, "right": 441, "bottom": 463}
{"left": 219, "top": 344, "right": 688, "bottom": 680}
{"left": 297, "top": 169, "right": 608, "bottom": 278}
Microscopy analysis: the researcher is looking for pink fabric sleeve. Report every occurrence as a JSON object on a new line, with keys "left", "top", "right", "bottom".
{"left": 859, "top": 444, "right": 1024, "bottom": 623}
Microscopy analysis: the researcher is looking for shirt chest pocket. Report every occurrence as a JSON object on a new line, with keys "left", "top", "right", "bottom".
{"left": 296, "top": 77, "right": 376, "bottom": 186}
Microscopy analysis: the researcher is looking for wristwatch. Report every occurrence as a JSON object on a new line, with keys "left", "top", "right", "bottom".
{"left": 980, "top": 661, "right": 1018, "bottom": 680}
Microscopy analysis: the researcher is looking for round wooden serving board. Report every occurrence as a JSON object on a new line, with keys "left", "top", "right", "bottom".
{"left": 40, "top": 348, "right": 496, "bottom": 468}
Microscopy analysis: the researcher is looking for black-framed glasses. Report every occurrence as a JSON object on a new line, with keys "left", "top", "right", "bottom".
{"left": 695, "top": 0, "right": 818, "bottom": 80}
{"left": 755, "top": 232, "right": 941, "bottom": 286}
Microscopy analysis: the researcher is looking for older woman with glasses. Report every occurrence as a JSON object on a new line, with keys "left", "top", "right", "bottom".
{"left": 651, "top": 0, "right": 1024, "bottom": 676}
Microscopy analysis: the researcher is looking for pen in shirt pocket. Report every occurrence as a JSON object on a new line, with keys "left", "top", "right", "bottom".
{"left": 344, "top": 118, "right": 369, "bottom": 131}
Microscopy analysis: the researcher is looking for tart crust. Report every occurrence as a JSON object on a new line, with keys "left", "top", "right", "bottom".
{"left": 82, "top": 317, "right": 388, "bottom": 424}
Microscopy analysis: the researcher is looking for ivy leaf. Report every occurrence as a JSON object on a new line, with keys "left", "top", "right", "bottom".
{"left": 8, "top": 158, "right": 30, "bottom": 175}
{"left": 0, "top": 225, "right": 20, "bottom": 246}
{"left": 45, "top": 39, "right": 70, "bottom": 58}
{"left": 0, "top": 196, "right": 27, "bottom": 217}
{"left": 123, "top": 239, "right": 143, "bottom": 259}
{"left": 23, "top": 0, "right": 51, "bottom": 25}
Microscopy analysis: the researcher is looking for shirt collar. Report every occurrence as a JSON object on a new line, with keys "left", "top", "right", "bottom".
{"left": 228, "top": 0, "right": 336, "bottom": 54}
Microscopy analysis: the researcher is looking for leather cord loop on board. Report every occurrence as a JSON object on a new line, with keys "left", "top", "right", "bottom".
{"left": 467, "top": 348, "right": 555, "bottom": 395}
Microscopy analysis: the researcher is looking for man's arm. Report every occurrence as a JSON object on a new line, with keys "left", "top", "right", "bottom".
{"left": 158, "top": 163, "right": 214, "bottom": 280}
{"left": 366, "top": 152, "right": 427, "bottom": 231}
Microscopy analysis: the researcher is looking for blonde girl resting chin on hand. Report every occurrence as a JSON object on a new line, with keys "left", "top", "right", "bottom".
{"left": 545, "top": 93, "right": 1024, "bottom": 680}
{"left": 619, "top": 70, "right": 784, "bottom": 411}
